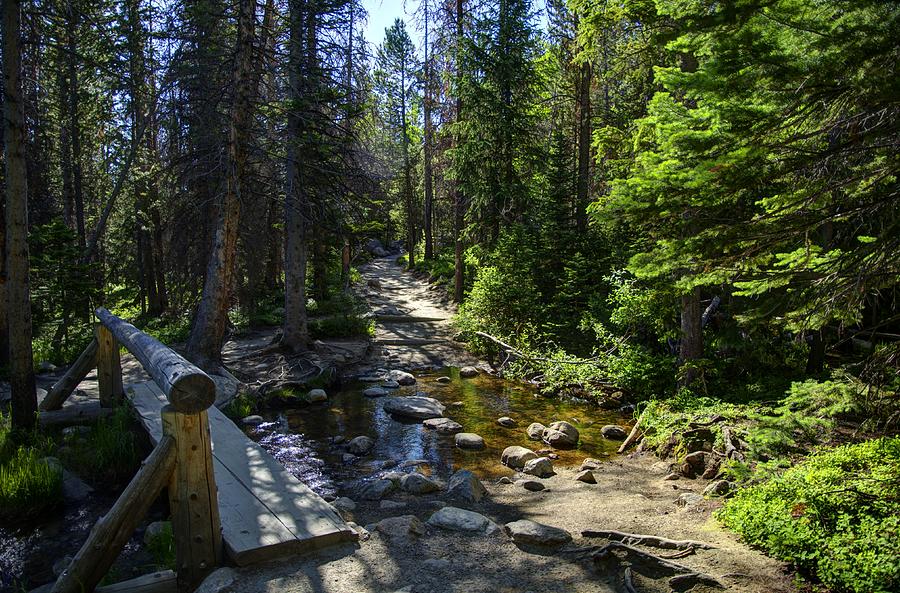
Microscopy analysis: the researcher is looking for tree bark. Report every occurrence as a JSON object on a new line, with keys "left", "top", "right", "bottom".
{"left": 423, "top": 0, "right": 434, "bottom": 260}
{"left": 65, "top": 0, "right": 85, "bottom": 249}
{"left": 453, "top": 0, "right": 465, "bottom": 303}
{"left": 3, "top": 0, "right": 38, "bottom": 430}
{"left": 575, "top": 60, "right": 591, "bottom": 232}
{"left": 281, "top": 0, "right": 311, "bottom": 352}
{"left": 186, "top": 0, "right": 255, "bottom": 370}
{"left": 678, "top": 287, "right": 703, "bottom": 387}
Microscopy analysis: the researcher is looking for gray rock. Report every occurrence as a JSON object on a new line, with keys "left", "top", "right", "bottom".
{"left": 401, "top": 472, "right": 441, "bottom": 495}
{"left": 195, "top": 568, "right": 238, "bottom": 593}
{"left": 541, "top": 421, "right": 579, "bottom": 449}
{"left": 501, "top": 446, "right": 538, "bottom": 469}
{"left": 348, "top": 522, "right": 371, "bottom": 541}
{"left": 676, "top": 492, "right": 705, "bottom": 507}
{"left": 436, "top": 376, "right": 452, "bottom": 384}
{"left": 342, "top": 453, "right": 357, "bottom": 464}
{"left": 427, "top": 506, "right": 498, "bottom": 533}
{"left": 497, "top": 416, "right": 516, "bottom": 428}
{"left": 575, "top": 470, "right": 596, "bottom": 484}
{"left": 347, "top": 435, "right": 375, "bottom": 456}
{"left": 379, "top": 500, "right": 407, "bottom": 511}
{"left": 388, "top": 370, "right": 417, "bottom": 386}
{"left": 364, "top": 387, "right": 388, "bottom": 398}
{"left": 423, "top": 417, "right": 463, "bottom": 433}
{"left": 307, "top": 388, "right": 327, "bottom": 402}
{"left": 459, "top": 366, "right": 479, "bottom": 378}
{"left": 504, "top": 520, "right": 572, "bottom": 546}
{"left": 384, "top": 396, "right": 446, "bottom": 420}
{"left": 518, "top": 479, "right": 545, "bottom": 492}
{"left": 496, "top": 476, "right": 513, "bottom": 485}
{"left": 581, "top": 458, "right": 603, "bottom": 471}
{"left": 376, "top": 515, "right": 426, "bottom": 539}
{"left": 522, "top": 457, "right": 554, "bottom": 478}
{"left": 455, "top": 432, "right": 485, "bottom": 450}
{"left": 39, "top": 361, "right": 58, "bottom": 373}
{"left": 682, "top": 451, "right": 707, "bottom": 478}
{"left": 143, "top": 520, "right": 171, "bottom": 546}
{"left": 382, "top": 471, "right": 405, "bottom": 483}
{"left": 399, "top": 459, "right": 430, "bottom": 468}
{"left": 600, "top": 425, "right": 628, "bottom": 440}
{"left": 381, "top": 380, "right": 401, "bottom": 389}
{"left": 663, "top": 472, "right": 681, "bottom": 481}
{"left": 703, "top": 479, "right": 734, "bottom": 498}
{"left": 333, "top": 497, "right": 357, "bottom": 513}
{"left": 62, "top": 469, "right": 94, "bottom": 501}
{"left": 241, "top": 415, "right": 265, "bottom": 426}
{"left": 447, "top": 469, "right": 487, "bottom": 503}
{"left": 358, "top": 479, "right": 396, "bottom": 500}
{"left": 526, "top": 422, "right": 546, "bottom": 440}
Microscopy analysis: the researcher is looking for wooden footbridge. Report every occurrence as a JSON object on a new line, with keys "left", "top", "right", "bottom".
{"left": 38, "top": 308, "right": 355, "bottom": 593}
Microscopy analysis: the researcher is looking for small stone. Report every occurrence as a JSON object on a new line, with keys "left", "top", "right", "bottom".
{"left": 401, "top": 472, "right": 441, "bottom": 495}
{"left": 347, "top": 435, "right": 375, "bottom": 456}
{"left": 522, "top": 457, "right": 554, "bottom": 478}
{"left": 381, "top": 380, "right": 401, "bottom": 389}
{"left": 581, "top": 458, "right": 603, "bottom": 471}
{"left": 380, "top": 500, "right": 407, "bottom": 510}
{"left": 388, "top": 370, "right": 417, "bottom": 386}
{"left": 683, "top": 451, "right": 706, "bottom": 478}
{"left": 358, "top": 479, "right": 396, "bottom": 500}
{"left": 307, "top": 388, "right": 327, "bottom": 402}
{"left": 541, "top": 421, "right": 580, "bottom": 449}
{"left": 427, "top": 507, "right": 498, "bottom": 533}
{"left": 497, "top": 416, "right": 516, "bottom": 428}
{"left": 455, "top": 432, "right": 485, "bottom": 450}
{"left": 39, "top": 361, "right": 58, "bottom": 373}
{"left": 436, "top": 376, "right": 452, "bottom": 384}
{"left": 347, "top": 522, "right": 371, "bottom": 542}
{"left": 241, "top": 414, "right": 264, "bottom": 426}
{"left": 423, "top": 418, "right": 463, "bottom": 433}
{"left": 676, "top": 492, "right": 705, "bottom": 507}
{"left": 497, "top": 476, "right": 513, "bottom": 485}
{"left": 501, "top": 446, "right": 538, "bottom": 469}
{"left": 600, "top": 425, "right": 628, "bottom": 440}
{"left": 703, "top": 479, "right": 733, "bottom": 498}
{"left": 364, "top": 387, "right": 388, "bottom": 398}
{"left": 449, "top": 401, "right": 464, "bottom": 408}
{"left": 398, "top": 459, "right": 429, "bottom": 468}
{"left": 143, "top": 521, "right": 171, "bottom": 546}
{"left": 376, "top": 515, "right": 426, "bottom": 539}
{"left": 504, "top": 520, "right": 572, "bottom": 546}
{"left": 518, "top": 479, "right": 545, "bottom": 492}
{"left": 459, "top": 366, "right": 479, "bottom": 378}
{"left": 447, "top": 469, "right": 487, "bottom": 503}
{"left": 663, "top": 473, "right": 681, "bottom": 481}
{"left": 333, "top": 497, "right": 357, "bottom": 512}
{"left": 526, "top": 422, "right": 546, "bottom": 440}
{"left": 575, "top": 470, "right": 596, "bottom": 484}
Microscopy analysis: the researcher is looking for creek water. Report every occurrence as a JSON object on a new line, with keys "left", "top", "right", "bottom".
{"left": 250, "top": 367, "right": 632, "bottom": 498}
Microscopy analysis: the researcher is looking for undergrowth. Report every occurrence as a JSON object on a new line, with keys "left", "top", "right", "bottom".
{"left": 59, "top": 405, "right": 141, "bottom": 487}
{"left": 0, "top": 416, "right": 63, "bottom": 525}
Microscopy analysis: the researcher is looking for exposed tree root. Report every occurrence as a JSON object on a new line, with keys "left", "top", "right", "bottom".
{"left": 581, "top": 529, "right": 716, "bottom": 550}
{"left": 592, "top": 542, "right": 724, "bottom": 589}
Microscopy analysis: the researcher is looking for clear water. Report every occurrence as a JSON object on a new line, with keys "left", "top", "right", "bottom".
{"left": 250, "top": 367, "right": 632, "bottom": 495}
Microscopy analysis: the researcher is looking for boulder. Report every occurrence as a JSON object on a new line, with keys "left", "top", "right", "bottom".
{"left": 384, "top": 396, "right": 446, "bottom": 420}
{"left": 376, "top": 515, "right": 426, "bottom": 539}
{"left": 332, "top": 497, "right": 357, "bottom": 513}
{"left": 401, "top": 473, "right": 441, "bottom": 495}
{"left": 447, "top": 470, "right": 487, "bottom": 503}
{"left": 307, "top": 389, "right": 327, "bottom": 403}
{"left": 504, "top": 520, "right": 572, "bottom": 547}
{"left": 497, "top": 417, "right": 516, "bottom": 428}
{"left": 364, "top": 387, "right": 388, "bottom": 398}
{"left": 347, "top": 436, "right": 375, "bottom": 456}
{"left": 681, "top": 451, "right": 707, "bottom": 478}
{"left": 518, "top": 479, "right": 545, "bottom": 492}
{"left": 522, "top": 457, "right": 554, "bottom": 478}
{"left": 358, "top": 479, "right": 396, "bottom": 500}
{"left": 501, "top": 446, "right": 538, "bottom": 469}
{"left": 381, "top": 380, "right": 400, "bottom": 389}
{"left": 703, "top": 479, "right": 734, "bottom": 498}
{"left": 575, "top": 470, "right": 596, "bottom": 484}
{"left": 423, "top": 417, "right": 463, "bottom": 433}
{"left": 542, "top": 421, "right": 579, "bottom": 448}
{"left": 459, "top": 366, "right": 479, "bottom": 378}
{"left": 388, "top": 370, "right": 417, "bottom": 386}
{"left": 600, "top": 425, "right": 628, "bottom": 440}
{"left": 526, "top": 422, "right": 546, "bottom": 440}
{"left": 455, "top": 433, "right": 485, "bottom": 450}
{"left": 427, "top": 506, "right": 498, "bottom": 534}
{"left": 143, "top": 520, "right": 171, "bottom": 546}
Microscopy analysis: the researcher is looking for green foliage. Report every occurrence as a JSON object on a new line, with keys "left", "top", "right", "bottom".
{"left": 308, "top": 314, "right": 374, "bottom": 340}
{"left": 59, "top": 406, "right": 140, "bottom": 486}
{"left": 718, "top": 438, "right": 900, "bottom": 593}
{"left": 0, "top": 416, "right": 63, "bottom": 524}
{"left": 223, "top": 392, "right": 257, "bottom": 421}
{"left": 145, "top": 522, "right": 176, "bottom": 570}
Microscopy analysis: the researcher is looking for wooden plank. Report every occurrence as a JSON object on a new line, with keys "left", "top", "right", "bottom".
{"left": 162, "top": 407, "right": 221, "bottom": 590}
{"left": 96, "top": 324, "right": 124, "bottom": 407}
{"left": 129, "top": 382, "right": 355, "bottom": 566}
{"left": 95, "top": 308, "right": 214, "bottom": 413}
{"left": 31, "top": 571, "right": 176, "bottom": 593}
{"left": 40, "top": 338, "right": 99, "bottom": 411}
{"left": 51, "top": 437, "right": 176, "bottom": 593}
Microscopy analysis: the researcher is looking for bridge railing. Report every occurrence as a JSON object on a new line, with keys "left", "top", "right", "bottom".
{"left": 46, "top": 307, "right": 221, "bottom": 593}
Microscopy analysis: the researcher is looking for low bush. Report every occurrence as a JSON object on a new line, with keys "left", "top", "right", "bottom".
{"left": 718, "top": 438, "right": 900, "bottom": 593}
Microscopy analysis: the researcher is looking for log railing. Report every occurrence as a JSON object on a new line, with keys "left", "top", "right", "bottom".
{"left": 47, "top": 308, "right": 221, "bottom": 593}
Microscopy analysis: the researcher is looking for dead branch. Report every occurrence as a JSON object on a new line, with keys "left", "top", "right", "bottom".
{"left": 618, "top": 410, "right": 645, "bottom": 454}
{"left": 581, "top": 530, "right": 716, "bottom": 550}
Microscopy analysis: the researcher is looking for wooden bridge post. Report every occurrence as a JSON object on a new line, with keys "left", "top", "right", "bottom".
{"left": 96, "top": 323, "right": 124, "bottom": 407}
{"left": 162, "top": 404, "right": 222, "bottom": 592}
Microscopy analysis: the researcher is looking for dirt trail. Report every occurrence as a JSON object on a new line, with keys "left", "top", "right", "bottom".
{"left": 211, "top": 256, "right": 795, "bottom": 593}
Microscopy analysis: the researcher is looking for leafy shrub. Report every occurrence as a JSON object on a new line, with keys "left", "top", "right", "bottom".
{"left": 145, "top": 521, "right": 176, "bottom": 570}
{"left": 718, "top": 438, "right": 900, "bottom": 593}
{"left": 309, "top": 314, "right": 374, "bottom": 339}
{"left": 224, "top": 392, "right": 257, "bottom": 420}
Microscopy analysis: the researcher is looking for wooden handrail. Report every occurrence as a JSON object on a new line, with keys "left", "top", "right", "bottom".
{"left": 94, "top": 307, "right": 215, "bottom": 413}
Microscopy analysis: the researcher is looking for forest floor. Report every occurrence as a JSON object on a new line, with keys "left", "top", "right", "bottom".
{"left": 210, "top": 256, "right": 797, "bottom": 593}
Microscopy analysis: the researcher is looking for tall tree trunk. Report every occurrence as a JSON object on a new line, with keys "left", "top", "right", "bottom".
{"left": 66, "top": 0, "right": 85, "bottom": 249}
{"left": 575, "top": 60, "right": 591, "bottom": 233}
{"left": 186, "top": 0, "right": 255, "bottom": 369}
{"left": 678, "top": 287, "right": 703, "bottom": 387}
{"left": 3, "top": 0, "right": 38, "bottom": 430}
{"left": 281, "top": 0, "right": 310, "bottom": 352}
{"left": 423, "top": 0, "right": 434, "bottom": 260}
{"left": 453, "top": 0, "right": 465, "bottom": 303}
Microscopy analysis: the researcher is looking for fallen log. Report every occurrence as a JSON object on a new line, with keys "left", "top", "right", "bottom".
{"left": 581, "top": 529, "right": 716, "bottom": 550}
{"left": 30, "top": 570, "right": 176, "bottom": 593}
{"left": 40, "top": 338, "right": 99, "bottom": 411}
{"left": 618, "top": 410, "right": 645, "bottom": 454}
{"left": 39, "top": 401, "right": 113, "bottom": 427}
